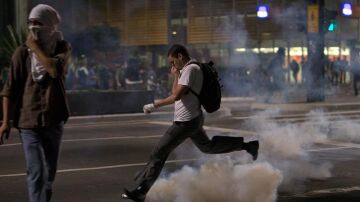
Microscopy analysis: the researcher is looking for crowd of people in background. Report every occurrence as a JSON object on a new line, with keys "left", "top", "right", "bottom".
{"left": 2, "top": 46, "right": 358, "bottom": 99}
{"left": 62, "top": 47, "right": 212, "bottom": 97}
{"left": 64, "top": 52, "right": 170, "bottom": 97}
{"left": 326, "top": 56, "right": 349, "bottom": 86}
{"left": 242, "top": 48, "right": 360, "bottom": 102}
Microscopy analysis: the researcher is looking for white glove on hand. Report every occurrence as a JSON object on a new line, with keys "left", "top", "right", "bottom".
{"left": 143, "top": 103, "right": 156, "bottom": 114}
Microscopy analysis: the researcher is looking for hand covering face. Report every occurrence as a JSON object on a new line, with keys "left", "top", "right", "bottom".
{"left": 28, "top": 4, "right": 63, "bottom": 82}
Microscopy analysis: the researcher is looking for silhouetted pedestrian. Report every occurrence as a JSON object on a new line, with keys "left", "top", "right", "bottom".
{"left": 289, "top": 59, "right": 300, "bottom": 84}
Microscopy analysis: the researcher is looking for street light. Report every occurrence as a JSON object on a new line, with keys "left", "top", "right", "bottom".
{"left": 328, "top": 21, "right": 337, "bottom": 31}
{"left": 324, "top": 9, "right": 338, "bottom": 32}
{"left": 257, "top": 5, "right": 268, "bottom": 18}
{"left": 342, "top": 2, "right": 352, "bottom": 16}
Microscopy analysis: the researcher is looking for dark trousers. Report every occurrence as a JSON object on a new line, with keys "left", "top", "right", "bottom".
{"left": 134, "top": 114, "right": 244, "bottom": 194}
{"left": 332, "top": 71, "right": 339, "bottom": 85}
{"left": 20, "top": 122, "right": 64, "bottom": 202}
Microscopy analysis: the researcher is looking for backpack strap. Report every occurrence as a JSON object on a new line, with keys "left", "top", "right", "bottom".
{"left": 188, "top": 88, "right": 200, "bottom": 97}
{"left": 181, "top": 62, "right": 201, "bottom": 109}
{"left": 185, "top": 61, "right": 201, "bottom": 98}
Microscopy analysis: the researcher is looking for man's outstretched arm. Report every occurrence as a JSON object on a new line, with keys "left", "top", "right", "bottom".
{"left": 143, "top": 66, "right": 188, "bottom": 113}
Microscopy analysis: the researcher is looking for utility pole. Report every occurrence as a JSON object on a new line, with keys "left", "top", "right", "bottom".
{"left": 306, "top": 0, "right": 325, "bottom": 102}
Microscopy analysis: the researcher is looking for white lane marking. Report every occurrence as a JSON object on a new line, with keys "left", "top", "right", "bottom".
{"left": 0, "top": 158, "right": 198, "bottom": 178}
{"left": 69, "top": 111, "right": 173, "bottom": 120}
{"left": 292, "top": 186, "right": 360, "bottom": 197}
{"left": 3, "top": 123, "right": 360, "bottom": 151}
{"left": 147, "top": 121, "right": 257, "bottom": 136}
{"left": 323, "top": 140, "right": 360, "bottom": 149}
{"left": 62, "top": 135, "right": 162, "bottom": 142}
{"left": 221, "top": 97, "right": 255, "bottom": 102}
{"left": 235, "top": 115, "right": 360, "bottom": 122}
{"left": 234, "top": 110, "right": 360, "bottom": 121}
{"left": 0, "top": 143, "right": 22, "bottom": 147}
{"left": 276, "top": 116, "right": 360, "bottom": 123}
{"left": 65, "top": 120, "right": 150, "bottom": 128}
{"left": 0, "top": 135, "right": 162, "bottom": 147}
{"left": 307, "top": 146, "right": 352, "bottom": 152}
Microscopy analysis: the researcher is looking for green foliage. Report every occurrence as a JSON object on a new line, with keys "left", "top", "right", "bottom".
{"left": 0, "top": 25, "right": 27, "bottom": 66}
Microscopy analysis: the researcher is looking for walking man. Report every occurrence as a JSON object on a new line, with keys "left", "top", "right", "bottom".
{"left": 122, "top": 44, "right": 259, "bottom": 202}
{"left": 265, "top": 47, "right": 286, "bottom": 102}
{"left": 289, "top": 59, "right": 300, "bottom": 84}
{"left": 0, "top": 4, "right": 70, "bottom": 202}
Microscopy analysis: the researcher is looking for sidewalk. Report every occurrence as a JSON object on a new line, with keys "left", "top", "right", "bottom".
{"left": 68, "top": 86, "right": 360, "bottom": 120}
{"left": 231, "top": 86, "right": 360, "bottom": 113}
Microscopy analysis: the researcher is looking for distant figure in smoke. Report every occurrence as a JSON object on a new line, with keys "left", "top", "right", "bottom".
{"left": 340, "top": 56, "right": 349, "bottom": 84}
{"left": 65, "top": 57, "right": 76, "bottom": 90}
{"left": 125, "top": 58, "right": 144, "bottom": 90}
{"left": 265, "top": 47, "right": 286, "bottom": 102}
{"left": 289, "top": 59, "right": 300, "bottom": 84}
{"left": 97, "top": 63, "right": 110, "bottom": 89}
{"left": 76, "top": 55, "right": 89, "bottom": 90}
{"left": 121, "top": 44, "right": 259, "bottom": 202}
{"left": 351, "top": 51, "right": 360, "bottom": 96}
{"left": 300, "top": 56, "right": 308, "bottom": 84}
{"left": 0, "top": 4, "right": 70, "bottom": 202}
{"left": 115, "top": 60, "right": 126, "bottom": 90}
{"left": 331, "top": 57, "right": 341, "bottom": 85}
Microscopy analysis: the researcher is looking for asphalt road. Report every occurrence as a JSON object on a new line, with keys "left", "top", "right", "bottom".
{"left": 0, "top": 99, "right": 360, "bottom": 202}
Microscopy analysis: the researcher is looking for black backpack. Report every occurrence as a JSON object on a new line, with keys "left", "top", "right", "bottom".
{"left": 188, "top": 61, "right": 222, "bottom": 113}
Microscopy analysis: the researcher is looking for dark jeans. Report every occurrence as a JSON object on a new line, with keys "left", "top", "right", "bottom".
{"left": 20, "top": 122, "right": 64, "bottom": 202}
{"left": 133, "top": 114, "right": 244, "bottom": 195}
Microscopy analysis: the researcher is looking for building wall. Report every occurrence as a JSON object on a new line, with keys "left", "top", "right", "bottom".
{"left": 6, "top": 0, "right": 360, "bottom": 68}
{"left": 12, "top": 0, "right": 360, "bottom": 47}
{"left": 26, "top": 0, "right": 289, "bottom": 47}
{"left": 68, "top": 0, "right": 169, "bottom": 46}
{"left": 0, "top": 0, "right": 15, "bottom": 40}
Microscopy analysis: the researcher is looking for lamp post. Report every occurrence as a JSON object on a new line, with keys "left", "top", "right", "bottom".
{"left": 306, "top": 0, "right": 325, "bottom": 102}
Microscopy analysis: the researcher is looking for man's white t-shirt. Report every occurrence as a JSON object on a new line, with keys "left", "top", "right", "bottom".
{"left": 174, "top": 59, "right": 203, "bottom": 122}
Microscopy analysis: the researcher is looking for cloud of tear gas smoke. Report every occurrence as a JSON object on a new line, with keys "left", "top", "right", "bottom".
{"left": 148, "top": 109, "right": 360, "bottom": 201}
{"left": 274, "top": 2, "right": 306, "bottom": 37}
{"left": 252, "top": 109, "right": 329, "bottom": 159}
{"left": 210, "top": 6, "right": 308, "bottom": 100}
{"left": 328, "top": 119, "right": 360, "bottom": 143}
{"left": 249, "top": 108, "right": 360, "bottom": 192}
{"left": 213, "top": 13, "right": 262, "bottom": 97}
{"left": 248, "top": 109, "right": 333, "bottom": 191}
{"left": 147, "top": 159, "right": 282, "bottom": 202}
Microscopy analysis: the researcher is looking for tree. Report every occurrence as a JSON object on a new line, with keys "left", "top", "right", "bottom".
{"left": 0, "top": 25, "right": 27, "bottom": 67}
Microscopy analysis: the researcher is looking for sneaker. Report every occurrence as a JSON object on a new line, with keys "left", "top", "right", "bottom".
{"left": 121, "top": 188, "right": 145, "bottom": 202}
{"left": 246, "top": 141, "right": 259, "bottom": 161}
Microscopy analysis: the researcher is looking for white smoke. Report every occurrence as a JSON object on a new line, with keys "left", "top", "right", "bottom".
{"left": 144, "top": 108, "right": 360, "bottom": 201}
{"left": 328, "top": 119, "right": 360, "bottom": 143}
{"left": 147, "top": 159, "right": 282, "bottom": 202}
{"left": 250, "top": 109, "right": 332, "bottom": 191}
